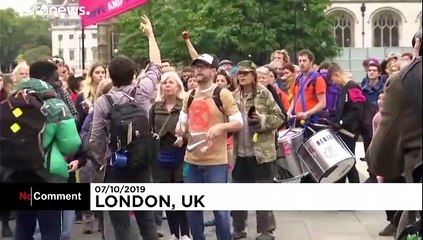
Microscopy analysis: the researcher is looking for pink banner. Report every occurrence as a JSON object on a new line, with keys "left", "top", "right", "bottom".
{"left": 80, "top": 0, "right": 149, "bottom": 28}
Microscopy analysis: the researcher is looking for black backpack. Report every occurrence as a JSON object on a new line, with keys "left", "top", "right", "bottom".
{"left": 105, "top": 89, "right": 156, "bottom": 168}
{"left": 0, "top": 91, "right": 48, "bottom": 171}
{"left": 187, "top": 86, "right": 233, "bottom": 137}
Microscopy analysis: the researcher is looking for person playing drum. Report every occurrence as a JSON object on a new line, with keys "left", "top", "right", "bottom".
{"left": 286, "top": 49, "right": 327, "bottom": 134}
{"left": 325, "top": 63, "right": 368, "bottom": 183}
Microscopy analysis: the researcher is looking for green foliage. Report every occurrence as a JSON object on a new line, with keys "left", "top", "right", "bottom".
{"left": 0, "top": 8, "right": 52, "bottom": 67}
{"left": 115, "top": 0, "right": 339, "bottom": 66}
{"left": 18, "top": 45, "right": 52, "bottom": 63}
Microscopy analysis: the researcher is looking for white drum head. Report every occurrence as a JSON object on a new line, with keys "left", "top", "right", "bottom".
{"left": 319, "top": 157, "right": 356, "bottom": 183}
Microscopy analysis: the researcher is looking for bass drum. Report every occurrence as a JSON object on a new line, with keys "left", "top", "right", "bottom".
{"left": 297, "top": 129, "right": 355, "bottom": 183}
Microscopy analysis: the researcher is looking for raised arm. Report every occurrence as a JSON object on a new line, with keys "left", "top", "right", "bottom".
{"left": 182, "top": 31, "right": 199, "bottom": 60}
{"left": 140, "top": 15, "right": 161, "bottom": 64}
{"left": 135, "top": 15, "right": 162, "bottom": 100}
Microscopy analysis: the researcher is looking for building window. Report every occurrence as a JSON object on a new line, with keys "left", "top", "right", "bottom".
{"left": 69, "top": 34, "right": 74, "bottom": 40}
{"left": 58, "top": 34, "right": 63, "bottom": 41}
{"left": 69, "top": 49, "right": 75, "bottom": 61}
{"left": 91, "top": 47, "right": 98, "bottom": 61}
{"left": 92, "top": 33, "right": 97, "bottom": 39}
{"left": 329, "top": 11, "right": 354, "bottom": 47}
{"left": 58, "top": 49, "right": 63, "bottom": 57}
{"left": 372, "top": 10, "right": 401, "bottom": 47}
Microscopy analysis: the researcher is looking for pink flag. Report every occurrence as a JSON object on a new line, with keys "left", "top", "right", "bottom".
{"left": 79, "top": 0, "right": 149, "bottom": 28}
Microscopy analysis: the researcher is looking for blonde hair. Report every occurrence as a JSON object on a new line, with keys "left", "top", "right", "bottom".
{"left": 270, "top": 49, "right": 291, "bottom": 64}
{"left": 269, "top": 60, "right": 282, "bottom": 69}
{"left": 82, "top": 63, "right": 106, "bottom": 103}
{"left": 155, "top": 71, "right": 186, "bottom": 102}
{"left": 256, "top": 66, "right": 271, "bottom": 75}
{"left": 12, "top": 63, "right": 29, "bottom": 83}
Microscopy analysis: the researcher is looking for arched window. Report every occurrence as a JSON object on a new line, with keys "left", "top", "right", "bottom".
{"left": 372, "top": 10, "right": 401, "bottom": 47}
{"left": 329, "top": 11, "right": 354, "bottom": 47}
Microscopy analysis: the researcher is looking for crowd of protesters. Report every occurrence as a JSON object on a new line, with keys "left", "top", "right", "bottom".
{"left": 0, "top": 15, "right": 421, "bottom": 240}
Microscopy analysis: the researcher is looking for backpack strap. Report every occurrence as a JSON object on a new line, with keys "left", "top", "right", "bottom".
{"left": 150, "top": 102, "right": 157, "bottom": 132}
{"left": 212, "top": 86, "right": 224, "bottom": 114}
{"left": 187, "top": 86, "right": 224, "bottom": 114}
{"left": 129, "top": 87, "right": 137, "bottom": 98}
{"left": 187, "top": 89, "right": 196, "bottom": 109}
{"left": 292, "top": 72, "right": 316, "bottom": 114}
{"left": 121, "top": 92, "right": 136, "bottom": 102}
{"left": 105, "top": 94, "right": 115, "bottom": 108}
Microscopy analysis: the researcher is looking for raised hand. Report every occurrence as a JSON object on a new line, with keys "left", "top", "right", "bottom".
{"left": 140, "top": 15, "right": 153, "bottom": 37}
{"left": 182, "top": 31, "right": 190, "bottom": 40}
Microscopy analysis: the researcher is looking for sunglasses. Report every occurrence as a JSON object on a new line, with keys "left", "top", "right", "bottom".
{"left": 50, "top": 57, "right": 64, "bottom": 64}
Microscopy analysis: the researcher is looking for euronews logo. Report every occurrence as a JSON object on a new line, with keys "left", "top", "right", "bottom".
{"left": 33, "top": 4, "right": 90, "bottom": 17}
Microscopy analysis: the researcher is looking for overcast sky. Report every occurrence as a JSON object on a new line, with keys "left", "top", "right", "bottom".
{"left": 0, "top": 0, "right": 37, "bottom": 14}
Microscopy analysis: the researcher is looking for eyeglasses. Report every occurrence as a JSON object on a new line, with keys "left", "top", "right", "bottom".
{"left": 193, "top": 65, "right": 209, "bottom": 70}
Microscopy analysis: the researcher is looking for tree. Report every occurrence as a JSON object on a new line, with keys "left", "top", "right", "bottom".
{"left": 114, "top": 0, "right": 339, "bottom": 67}
{"left": 0, "top": 8, "right": 52, "bottom": 71}
{"left": 18, "top": 45, "right": 52, "bottom": 63}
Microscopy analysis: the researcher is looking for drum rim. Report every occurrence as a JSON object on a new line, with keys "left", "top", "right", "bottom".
{"left": 318, "top": 157, "right": 356, "bottom": 183}
{"left": 278, "top": 128, "right": 305, "bottom": 140}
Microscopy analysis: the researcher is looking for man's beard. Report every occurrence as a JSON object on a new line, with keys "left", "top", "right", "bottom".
{"left": 196, "top": 74, "right": 211, "bottom": 83}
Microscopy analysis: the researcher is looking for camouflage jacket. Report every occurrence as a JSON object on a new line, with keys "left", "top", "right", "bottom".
{"left": 233, "top": 84, "right": 284, "bottom": 163}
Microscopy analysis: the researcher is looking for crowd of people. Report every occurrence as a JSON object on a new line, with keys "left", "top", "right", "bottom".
{"left": 0, "top": 15, "right": 421, "bottom": 240}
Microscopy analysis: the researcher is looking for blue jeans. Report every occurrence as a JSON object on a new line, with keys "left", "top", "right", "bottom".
{"left": 61, "top": 210, "right": 75, "bottom": 240}
{"left": 15, "top": 210, "right": 61, "bottom": 240}
{"left": 185, "top": 163, "right": 231, "bottom": 240}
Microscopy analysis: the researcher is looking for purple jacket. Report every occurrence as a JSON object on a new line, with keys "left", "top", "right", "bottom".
{"left": 88, "top": 63, "right": 161, "bottom": 166}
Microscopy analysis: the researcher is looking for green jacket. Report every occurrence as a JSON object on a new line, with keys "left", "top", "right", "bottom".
{"left": 233, "top": 84, "right": 284, "bottom": 164}
{"left": 14, "top": 79, "right": 81, "bottom": 182}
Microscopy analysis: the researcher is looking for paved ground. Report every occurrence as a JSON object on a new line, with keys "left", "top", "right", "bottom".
{"left": 2, "top": 143, "right": 397, "bottom": 240}
{"left": 2, "top": 211, "right": 393, "bottom": 240}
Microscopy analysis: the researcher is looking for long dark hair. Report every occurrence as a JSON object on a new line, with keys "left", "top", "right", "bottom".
{"left": 239, "top": 71, "right": 258, "bottom": 101}
{"left": 215, "top": 70, "right": 235, "bottom": 91}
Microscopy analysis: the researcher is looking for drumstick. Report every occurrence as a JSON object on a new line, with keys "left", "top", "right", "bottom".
{"left": 338, "top": 129, "right": 355, "bottom": 138}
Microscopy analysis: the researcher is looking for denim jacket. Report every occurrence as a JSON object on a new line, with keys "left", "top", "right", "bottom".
{"left": 361, "top": 76, "right": 386, "bottom": 106}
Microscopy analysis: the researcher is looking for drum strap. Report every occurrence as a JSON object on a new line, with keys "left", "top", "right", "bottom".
{"left": 293, "top": 72, "right": 317, "bottom": 115}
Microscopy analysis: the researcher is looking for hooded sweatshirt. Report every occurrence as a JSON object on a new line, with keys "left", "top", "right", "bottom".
{"left": 11, "top": 78, "right": 81, "bottom": 182}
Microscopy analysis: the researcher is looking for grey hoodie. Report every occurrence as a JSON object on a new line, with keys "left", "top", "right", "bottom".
{"left": 88, "top": 63, "right": 161, "bottom": 166}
